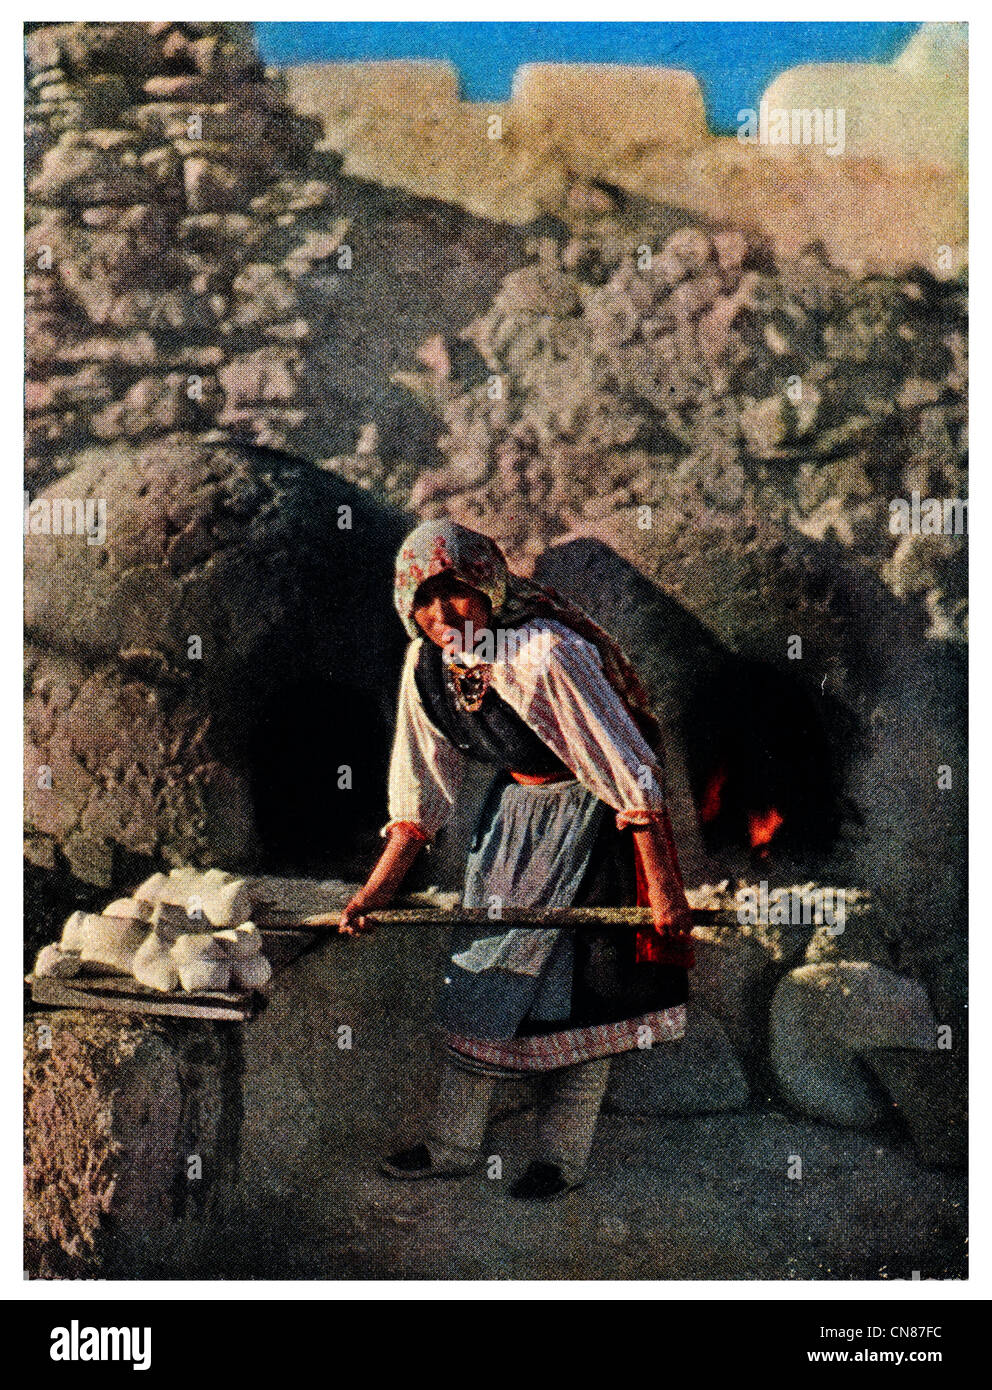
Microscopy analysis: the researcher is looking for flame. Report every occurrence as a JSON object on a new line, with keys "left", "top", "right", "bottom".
{"left": 748, "top": 807, "right": 784, "bottom": 852}
{"left": 701, "top": 769, "right": 785, "bottom": 856}
{"left": 700, "top": 767, "right": 727, "bottom": 824}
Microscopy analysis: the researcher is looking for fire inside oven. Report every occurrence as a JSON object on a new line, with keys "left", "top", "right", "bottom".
{"left": 685, "top": 657, "right": 842, "bottom": 862}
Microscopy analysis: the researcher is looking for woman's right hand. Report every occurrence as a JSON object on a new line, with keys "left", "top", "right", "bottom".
{"left": 337, "top": 897, "right": 374, "bottom": 936}
{"left": 331, "top": 824, "right": 426, "bottom": 938}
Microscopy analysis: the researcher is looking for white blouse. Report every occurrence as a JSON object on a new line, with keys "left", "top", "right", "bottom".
{"left": 381, "top": 617, "right": 669, "bottom": 843}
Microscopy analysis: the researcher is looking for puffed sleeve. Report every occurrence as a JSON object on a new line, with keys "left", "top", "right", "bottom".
{"left": 380, "top": 640, "right": 466, "bottom": 844}
{"left": 503, "top": 624, "right": 668, "bottom": 830}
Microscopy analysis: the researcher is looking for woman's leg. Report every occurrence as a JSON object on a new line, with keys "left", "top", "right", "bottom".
{"left": 425, "top": 1057, "right": 497, "bottom": 1169}
{"left": 534, "top": 1057, "right": 611, "bottom": 1185}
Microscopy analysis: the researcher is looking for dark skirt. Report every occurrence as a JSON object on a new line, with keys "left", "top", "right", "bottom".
{"left": 436, "top": 772, "right": 689, "bottom": 1073}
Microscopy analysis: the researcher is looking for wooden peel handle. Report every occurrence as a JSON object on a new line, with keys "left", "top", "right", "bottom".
{"left": 300, "top": 906, "right": 660, "bottom": 930}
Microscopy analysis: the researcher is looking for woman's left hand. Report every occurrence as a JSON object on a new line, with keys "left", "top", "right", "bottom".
{"left": 305, "top": 823, "right": 426, "bottom": 937}
{"left": 631, "top": 821, "right": 693, "bottom": 932}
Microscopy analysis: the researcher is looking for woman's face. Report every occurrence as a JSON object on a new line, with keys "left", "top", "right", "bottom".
{"left": 412, "top": 573, "right": 492, "bottom": 652}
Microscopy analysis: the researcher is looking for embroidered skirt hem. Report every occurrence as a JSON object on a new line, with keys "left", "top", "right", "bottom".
{"left": 443, "top": 1003, "right": 687, "bottom": 1074}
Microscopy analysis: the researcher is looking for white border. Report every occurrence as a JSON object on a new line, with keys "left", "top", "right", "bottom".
{"left": 4, "top": 3, "right": 983, "bottom": 1302}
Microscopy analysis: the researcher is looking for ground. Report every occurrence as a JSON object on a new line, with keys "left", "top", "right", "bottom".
{"left": 158, "top": 1106, "right": 966, "bottom": 1282}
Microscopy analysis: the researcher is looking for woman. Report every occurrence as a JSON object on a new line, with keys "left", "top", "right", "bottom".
{"left": 336, "top": 520, "right": 695, "bottom": 1201}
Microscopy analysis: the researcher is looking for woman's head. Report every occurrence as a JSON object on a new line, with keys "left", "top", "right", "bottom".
{"left": 394, "top": 521, "right": 508, "bottom": 641}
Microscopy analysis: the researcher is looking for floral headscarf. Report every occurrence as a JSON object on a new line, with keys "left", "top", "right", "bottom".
{"left": 394, "top": 520, "right": 666, "bottom": 759}
{"left": 394, "top": 521, "right": 507, "bottom": 635}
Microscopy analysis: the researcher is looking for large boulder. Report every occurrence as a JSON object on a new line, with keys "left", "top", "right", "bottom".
{"left": 769, "top": 961, "right": 939, "bottom": 1129}
{"left": 24, "top": 437, "right": 408, "bottom": 885}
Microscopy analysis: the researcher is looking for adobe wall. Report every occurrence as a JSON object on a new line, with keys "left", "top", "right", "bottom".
{"left": 285, "top": 24, "right": 967, "bottom": 275}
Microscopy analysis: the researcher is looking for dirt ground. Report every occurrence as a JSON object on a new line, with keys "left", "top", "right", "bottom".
{"left": 161, "top": 1105, "right": 965, "bottom": 1282}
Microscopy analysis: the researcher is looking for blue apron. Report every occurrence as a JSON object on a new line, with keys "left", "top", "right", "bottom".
{"left": 435, "top": 775, "right": 606, "bottom": 1038}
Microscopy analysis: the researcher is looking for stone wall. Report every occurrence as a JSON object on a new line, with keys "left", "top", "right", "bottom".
{"left": 25, "top": 20, "right": 326, "bottom": 485}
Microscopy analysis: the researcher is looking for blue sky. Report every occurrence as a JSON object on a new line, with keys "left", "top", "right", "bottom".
{"left": 255, "top": 21, "right": 920, "bottom": 133}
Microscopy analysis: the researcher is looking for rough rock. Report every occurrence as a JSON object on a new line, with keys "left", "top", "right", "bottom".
{"left": 24, "top": 1008, "right": 236, "bottom": 1278}
{"left": 769, "top": 961, "right": 939, "bottom": 1128}
{"left": 604, "top": 1005, "right": 749, "bottom": 1115}
{"left": 409, "top": 227, "right": 966, "bottom": 639}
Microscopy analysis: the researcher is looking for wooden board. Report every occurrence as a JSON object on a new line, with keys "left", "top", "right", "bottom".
{"left": 25, "top": 927, "right": 322, "bottom": 1023}
{"left": 27, "top": 972, "right": 255, "bottom": 1022}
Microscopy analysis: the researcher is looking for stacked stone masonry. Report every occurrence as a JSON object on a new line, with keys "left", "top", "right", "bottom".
{"left": 25, "top": 20, "right": 325, "bottom": 484}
